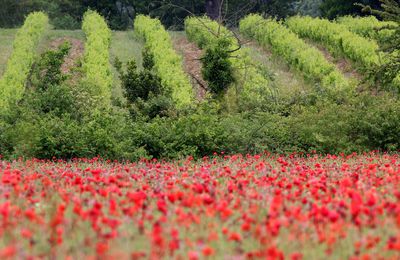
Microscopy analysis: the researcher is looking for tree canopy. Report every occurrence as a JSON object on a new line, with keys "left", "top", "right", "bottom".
{"left": 0, "top": 0, "right": 389, "bottom": 29}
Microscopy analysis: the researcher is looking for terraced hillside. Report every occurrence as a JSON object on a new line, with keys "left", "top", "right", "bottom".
{"left": 0, "top": 29, "right": 17, "bottom": 75}
{"left": 0, "top": 11, "right": 399, "bottom": 160}
{"left": 1, "top": 14, "right": 392, "bottom": 108}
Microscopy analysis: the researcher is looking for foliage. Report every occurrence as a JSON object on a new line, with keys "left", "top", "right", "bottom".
{"left": 134, "top": 15, "right": 193, "bottom": 108}
{"left": 28, "top": 42, "right": 71, "bottom": 92}
{"left": 286, "top": 15, "right": 382, "bottom": 71}
{"left": 293, "top": 0, "right": 323, "bottom": 17}
{"left": 202, "top": 39, "right": 235, "bottom": 95}
{"left": 291, "top": 93, "right": 400, "bottom": 153}
{"left": 23, "top": 43, "right": 76, "bottom": 117}
{"left": 359, "top": 0, "right": 400, "bottom": 92}
{"left": 0, "top": 0, "right": 300, "bottom": 29}
{"left": 81, "top": 10, "right": 113, "bottom": 109}
{"left": 185, "top": 16, "right": 273, "bottom": 111}
{"left": 336, "top": 15, "right": 397, "bottom": 42}
{"left": 1, "top": 109, "right": 138, "bottom": 160}
{"left": 240, "top": 14, "right": 350, "bottom": 99}
{"left": 320, "top": 0, "right": 381, "bottom": 19}
{"left": 0, "top": 41, "right": 140, "bottom": 160}
{"left": 131, "top": 104, "right": 292, "bottom": 158}
{"left": 0, "top": 12, "right": 49, "bottom": 113}
{"left": 115, "top": 50, "right": 174, "bottom": 119}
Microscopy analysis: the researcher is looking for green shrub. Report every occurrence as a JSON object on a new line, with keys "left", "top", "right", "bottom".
{"left": 286, "top": 16, "right": 382, "bottom": 71}
{"left": 28, "top": 41, "right": 70, "bottom": 92}
{"left": 134, "top": 15, "right": 193, "bottom": 107}
{"left": 240, "top": 14, "right": 350, "bottom": 99}
{"left": 0, "top": 12, "right": 49, "bottom": 113}
{"left": 185, "top": 16, "right": 273, "bottom": 111}
{"left": 81, "top": 10, "right": 113, "bottom": 108}
{"left": 336, "top": 15, "right": 397, "bottom": 42}
{"left": 349, "top": 94, "right": 400, "bottom": 151}
{"left": 202, "top": 39, "right": 235, "bottom": 96}
{"left": 115, "top": 49, "right": 174, "bottom": 119}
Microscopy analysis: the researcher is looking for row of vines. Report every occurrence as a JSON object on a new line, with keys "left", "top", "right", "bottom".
{"left": 185, "top": 16, "right": 273, "bottom": 110}
{"left": 240, "top": 14, "right": 350, "bottom": 96}
{"left": 0, "top": 12, "right": 49, "bottom": 112}
{"left": 286, "top": 16, "right": 381, "bottom": 71}
{"left": 134, "top": 15, "right": 193, "bottom": 107}
{"left": 336, "top": 16, "right": 397, "bottom": 42}
{"left": 81, "top": 10, "right": 113, "bottom": 108}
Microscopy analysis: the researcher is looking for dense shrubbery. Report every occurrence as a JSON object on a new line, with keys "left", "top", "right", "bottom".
{"left": 336, "top": 15, "right": 397, "bottom": 42}
{"left": 0, "top": 12, "right": 49, "bottom": 113}
{"left": 134, "top": 15, "right": 193, "bottom": 108}
{"left": 286, "top": 16, "right": 381, "bottom": 71}
{"left": 185, "top": 16, "right": 273, "bottom": 111}
{"left": 240, "top": 14, "right": 350, "bottom": 98}
{"left": 201, "top": 39, "right": 235, "bottom": 96}
{"left": 320, "top": 0, "right": 382, "bottom": 19}
{"left": 359, "top": 0, "right": 400, "bottom": 92}
{"left": 81, "top": 10, "right": 113, "bottom": 108}
{"left": 115, "top": 49, "right": 174, "bottom": 119}
{"left": 0, "top": 40, "right": 140, "bottom": 160}
{"left": 128, "top": 93, "right": 400, "bottom": 157}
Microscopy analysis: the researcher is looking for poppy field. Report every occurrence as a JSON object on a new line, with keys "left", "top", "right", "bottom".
{"left": 0, "top": 152, "right": 399, "bottom": 259}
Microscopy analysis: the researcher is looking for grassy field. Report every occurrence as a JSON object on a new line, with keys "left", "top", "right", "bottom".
{"left": 244, "top": 42, "right": 314, "bottom": 99}
{"left": 0, "top": 28, "right": 327, "bottom": 102}
{"left": 37, "top": 30, "right": 85, "bottom": 53}
{"left": 0, "top": 29, "right": 17, "bottom": 76}
{"left": 109, "top": 31, "right": 144, "bottom": 101}
{"left": 0, "top": 29, "right": 146, "bottom": 102}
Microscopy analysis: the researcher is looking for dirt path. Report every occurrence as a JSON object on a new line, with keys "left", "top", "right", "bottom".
{"left": 171, "top": 32, "right": 207, "bottom": 101}
{"left": 49, "top": 37, "right": 84, "bottom": 75}
{"left": 303, "top": 39, "right": 362, "bottom": 82}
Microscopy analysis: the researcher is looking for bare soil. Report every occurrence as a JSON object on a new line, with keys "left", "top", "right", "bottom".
{"left": 305, "top": 40, "right": 362, "bottom": 81}
{"left": 172, "top": 35, "right": 207, "bottom": 101}
{"left": 49, "top": 37, "right": 84, "bottom": 75}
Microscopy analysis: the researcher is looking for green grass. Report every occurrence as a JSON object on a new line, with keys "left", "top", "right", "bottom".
{"left": 37, "top": 30, "right": 85, "bottom": 53}
{"left": 169, "top": 31, "right": 185, "bottom": 41}
{"left": 109, "top": 31, "right": 144, "bottom": 101}
{"left": 244, "top": 42, "right": 314, "bottom": 100}
{"left": 171, "top": 30, "right": 314, "bottom": 101}
{"left": 0, "top": 28, "right": 315, "bottom": 103}
{"left": 0, "top": 28, "right": 144, "bottom": 103}
{"left": 0, "top": 29, "right": 85, "bottom": 78}
{"left": 0, "top": 29, "right": 17, "bottom": 76}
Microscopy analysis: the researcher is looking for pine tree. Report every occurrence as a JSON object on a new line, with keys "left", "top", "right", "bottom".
{"left": 360, "top": 0, "right": 400, "bottom": 91}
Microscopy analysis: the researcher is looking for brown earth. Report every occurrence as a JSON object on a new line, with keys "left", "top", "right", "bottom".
{"left": 304, "top": 40, "right": 362, "bottom": 81}
{"left": 172, "top": 35, "right": 207, "bottom": 101}
{"left": 49, "top": 37, "right": 84, "bottom": 75}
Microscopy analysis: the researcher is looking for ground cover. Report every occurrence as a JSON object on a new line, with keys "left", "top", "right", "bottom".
{"left": 0, "top": 29, "right": 17, "bottom": 76}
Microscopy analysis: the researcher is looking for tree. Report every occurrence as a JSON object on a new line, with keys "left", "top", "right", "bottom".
{"left": 359, "top": 0, "right": 400, "bottom": 91}
{"left": 293, "top": 0, "right": 323, "bottom": 17}
{"left": 206, "top": 0, "right": 222, "bottom": 20}
{"left": 320, "top": 0, "right": 381, "bottom": 19}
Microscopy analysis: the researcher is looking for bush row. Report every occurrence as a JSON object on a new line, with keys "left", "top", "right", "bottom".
{"left": 1, "top": 94, "right": 399, "bottom": 160}
{"left": 0, "top": 12, "right": 49, "bottom": 112}
{"left": 336, "top": 16, "right": 397, "bottom": 42}
{"left": 394, "top": 74, "right": 400, "bottom": 90}
{"left": 184, "top": 16, "right": 273, "bottom": 111}
{"left": 134, "top": 15, "right": 192, "bottom": 107}
{"left": 286, "top": 16, "right": 381, "bottom": 71}
{"left": 81, "top": 10, "right": 113, "bottom": 108}
{"left": 239, "top": 14, "right": 350, "bottom": 96}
